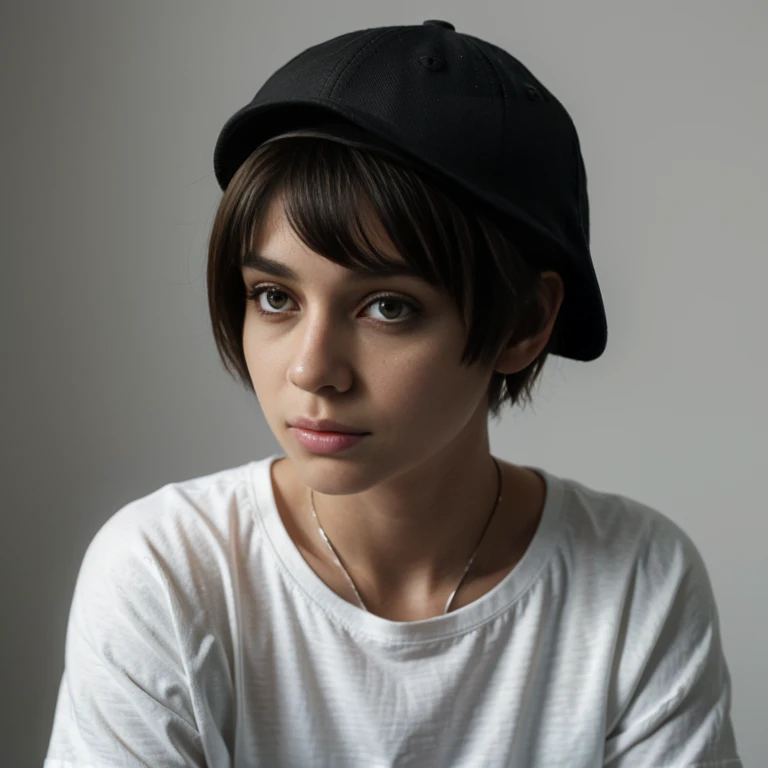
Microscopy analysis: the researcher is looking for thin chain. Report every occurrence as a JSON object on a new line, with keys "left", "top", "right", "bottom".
{"left": 309, "top": 456, "right": 503, "bottom": 616}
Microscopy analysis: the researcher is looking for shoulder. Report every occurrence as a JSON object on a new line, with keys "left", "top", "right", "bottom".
{"left": 85, "top": 458, "right": 260, "bottom": 568}
{"left": 553, "top": 471, "right": 710, "bottom": 587}
{"left": 73, "top": 457, "right": 272, "bottom": 632}
{"left": 544, "top": 470, "right": 720, "bottom": 653}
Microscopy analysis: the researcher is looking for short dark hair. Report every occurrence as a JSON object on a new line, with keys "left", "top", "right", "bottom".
{"left": 207, "top": 130, "right": 563, "bottom": 423}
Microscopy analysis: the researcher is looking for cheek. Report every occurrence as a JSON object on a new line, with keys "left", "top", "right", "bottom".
{"left": 241, "top": 331, "right": 260, "bottom": 385}
{"left": 367, "top": 345, "right": 482, "bottom": 428}
{"left": 242, "top": 324, "right": 283, "bottom": 381}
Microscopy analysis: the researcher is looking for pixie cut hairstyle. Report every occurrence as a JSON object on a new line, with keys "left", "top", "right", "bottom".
{"left": 207, "top": 128, "right": 563, "bottom": 422}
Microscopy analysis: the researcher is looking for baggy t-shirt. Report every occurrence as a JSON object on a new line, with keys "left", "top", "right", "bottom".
{"left": 44, "top": 454, "right": 743, "bottom": 767}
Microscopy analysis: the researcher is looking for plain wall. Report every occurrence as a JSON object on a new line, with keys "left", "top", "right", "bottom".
{"left": 2, "top": 1, "right": 765, "bottom": 765}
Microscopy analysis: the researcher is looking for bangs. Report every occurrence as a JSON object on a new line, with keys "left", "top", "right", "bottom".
{"left": 230, "top": 132, "right": 476, "bottom": 325}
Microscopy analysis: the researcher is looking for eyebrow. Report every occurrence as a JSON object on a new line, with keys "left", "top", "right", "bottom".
{"left": 241, "top": 252, "right": 422, "bottom": 281}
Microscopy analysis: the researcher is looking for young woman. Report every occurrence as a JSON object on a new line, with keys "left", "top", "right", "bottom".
{"left": 45, "top": 20, "right": 742, "bottom": 768}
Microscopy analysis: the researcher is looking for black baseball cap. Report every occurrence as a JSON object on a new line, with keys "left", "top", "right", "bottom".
{"left": 213, "top": 20, "right": 607, "bottom": 362}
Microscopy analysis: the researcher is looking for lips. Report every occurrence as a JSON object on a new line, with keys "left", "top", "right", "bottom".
{"left": 288, "top": 416, "right": 369, "bottom": 435}
{"left": 290, "top": 427, "right": 367, "bottom": 455}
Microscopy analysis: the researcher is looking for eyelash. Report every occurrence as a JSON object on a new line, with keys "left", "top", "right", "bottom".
{"left": 245, "top": 284, "right": 422, "bottom": 326}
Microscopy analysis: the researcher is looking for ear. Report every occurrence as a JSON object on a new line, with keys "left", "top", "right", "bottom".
{"left": 493, "top": 272, "right": 565, "bottom": 375}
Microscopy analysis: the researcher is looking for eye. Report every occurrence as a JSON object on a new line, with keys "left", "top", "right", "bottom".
{"left": 245, "top": 285, "right": 422, "bottom": 325}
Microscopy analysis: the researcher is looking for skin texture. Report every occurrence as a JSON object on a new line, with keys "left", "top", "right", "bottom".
{"left": 242, "top": 196, "right": 565, "bottom": 621}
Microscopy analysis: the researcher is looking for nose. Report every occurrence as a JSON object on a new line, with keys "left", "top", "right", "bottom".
{"left": 286, "top": 314, "right": 355, "bottom": 394}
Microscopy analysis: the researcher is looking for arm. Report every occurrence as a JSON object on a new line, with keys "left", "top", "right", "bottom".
{"left": 44, "top": 507, "right": 208, "bottom": 767}
{"left": 603, "top": 524, "right": 742, "bottom": 767}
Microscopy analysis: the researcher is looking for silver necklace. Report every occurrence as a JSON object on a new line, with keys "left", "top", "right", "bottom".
{"left": 309, "top": 456, "right": 503, "bottom": 616}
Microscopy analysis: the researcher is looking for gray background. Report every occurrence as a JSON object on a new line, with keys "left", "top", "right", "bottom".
{"left": 2, "top": 1, "right": 765, "bottom": 765}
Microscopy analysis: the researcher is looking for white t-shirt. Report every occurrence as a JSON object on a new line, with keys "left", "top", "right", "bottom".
{"left": 44, "top": 454, "right": 743, "bottom": 767}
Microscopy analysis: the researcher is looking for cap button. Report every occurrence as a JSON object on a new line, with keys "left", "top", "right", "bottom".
{"left": 423, "top": 20, "right": 455, "bottom": 30}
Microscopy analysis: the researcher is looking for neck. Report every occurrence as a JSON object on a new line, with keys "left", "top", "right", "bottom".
{"left": 290, "top": 431, "right": 508, "bottom": 608}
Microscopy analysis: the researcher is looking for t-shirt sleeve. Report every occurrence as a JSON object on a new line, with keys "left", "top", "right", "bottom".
{"left": 43, "top": 506, "right": 208, "bottom": 767}
{"left": 602, "top": 517, "right": 742, "bottom": 767}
